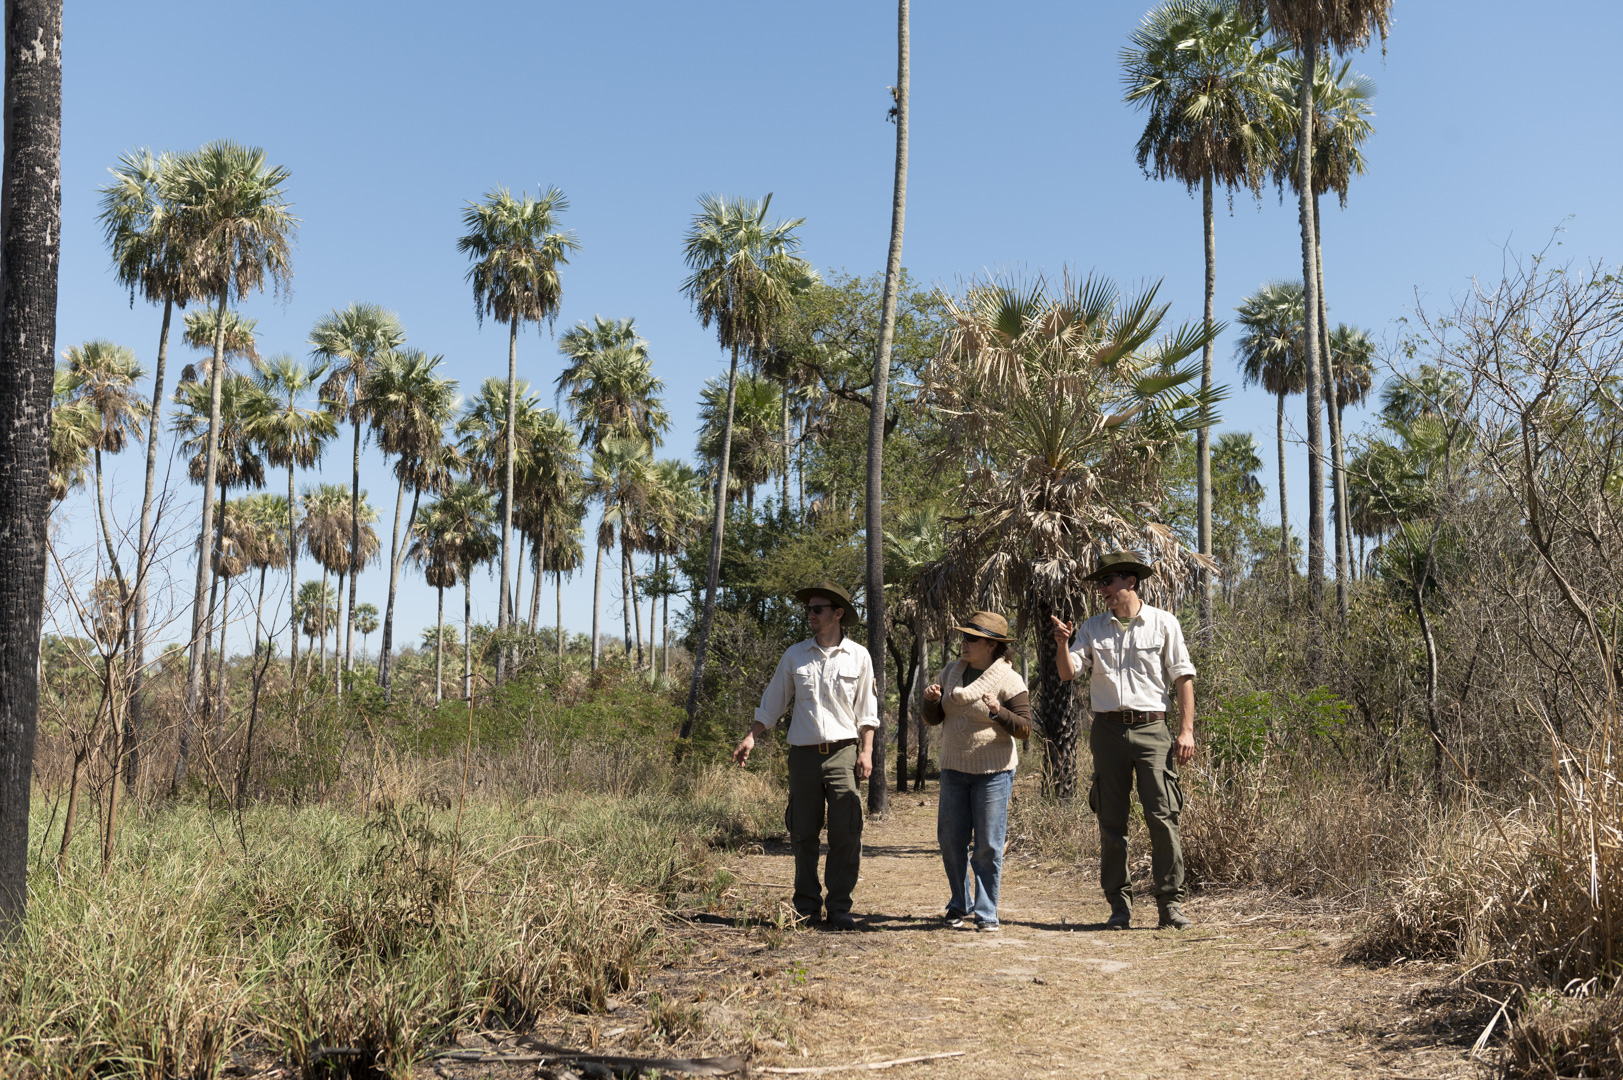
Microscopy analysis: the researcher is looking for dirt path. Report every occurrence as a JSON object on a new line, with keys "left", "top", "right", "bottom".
{"left": 596, "top": 794, "right": 1481, "bottom": 1080}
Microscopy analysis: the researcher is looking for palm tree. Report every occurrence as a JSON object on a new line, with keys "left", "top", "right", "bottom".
{"left": 646, "top": 460, "right": 705, "bottom": 680}
{"left": 97, "top": 148, "right": 202, "bottom": 785}
{"left": 697, "top": 374, "right": 782, "bottom": 514}
{"left": 678, "top": 193, "right": 815, "bottom": 731}
{"left": 556, "top": 317, "right": 670, "bottom": 448}
{"left": 48, "top": 366, "right": 97, "bottom": 504}
{"left": 1327, "top": 320, "right": 1376, "bottom": 574}
{"left": 413, "top": 482, "right": 498, "bottom": 701}
{"left": 361, "top": 347, "right": 457, "bottom": 693}
{"left": 457, "top": 376, "right": 546, "bottom": 623}
{"left": 542, "top": 501, "right": 587, "bottom": 675}
{"left": 247, "top": 355, "right": 336, "bottom": 673}
{"left": 63, "top": 341, "right": 148, "bottom": 619}
{"left": 309, "top": 302, "right": 405, "bottom": 689}
{"left": 1240, "top": 0, "right": 1391, "bottom": 613}
{"left": 518, "top": 409, "right": 584, "bottom": 633}
{"left": 295, "top": 580, "right": 338, "bottom": 676}
{"left": 1270, "top": 56, "right": 1377, "bottom": 616}
{"left": 1121, "top": 0, "right": 1279, "bottom": 628}
{"left": 458, "top": 186, "right": 579, "bottom": 678}
{"left": 1234, "top": 280, "right": 1309, "bottom": 580}
{"left": 585, "top": 437, "right": 654, "bottom": 671}
{"left": 1210, "top": 432, "right": 1265, "bottom": 597}
{"left": 932, "top": 271, "right": 1220, "bottom": 797}
{"left": 355, "top": 603, "right": 379, "bottom": 667}
{"left": 300, "top": 483, "right": 363, "bottom": 677}
{"left": 180, "top": 307, "right": 259, "bottom": 379}
{"left": 160, "top": 140, "right": 295, "bottom": 790}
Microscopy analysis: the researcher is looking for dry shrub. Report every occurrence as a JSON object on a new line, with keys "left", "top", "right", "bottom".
{"left": 1501, "top": 993, "right": 1623, "bottom": 1079}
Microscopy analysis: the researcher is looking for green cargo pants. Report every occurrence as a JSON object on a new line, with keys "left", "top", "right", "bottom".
{"left": 786, "top": 743, "right": 864, "bottom": 919}
{"left": 1088, "top": 715, "right": 1185, "bottom": 911}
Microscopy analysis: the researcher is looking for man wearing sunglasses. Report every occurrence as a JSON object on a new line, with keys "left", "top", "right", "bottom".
{"left": 733, "top": 581, "right": 877, "bottom": 929}
{"left": 1050, "top": 550, "right": 1197, "bottom": 931}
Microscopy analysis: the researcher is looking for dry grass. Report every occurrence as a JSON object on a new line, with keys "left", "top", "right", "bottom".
{"left": 4, "top": 764, "right": 782, "bottom": 1078}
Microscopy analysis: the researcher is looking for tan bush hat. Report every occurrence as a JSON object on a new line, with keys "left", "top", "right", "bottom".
{"left": 793, "top": 581, "right": 861, "bottom": 627}
{"left": 1083, "top": 549, "right": 1156, "bottom": 583}
{"left": 950, "top": 610, "right": 1014, "bottom": 643}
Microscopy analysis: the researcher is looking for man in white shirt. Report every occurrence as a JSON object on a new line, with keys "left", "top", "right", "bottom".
{"left": 1051, "top": 551, "right": 1197, "bottom": 930}
{"left": 734, "top": 582, "right": 877, "bottom": 929}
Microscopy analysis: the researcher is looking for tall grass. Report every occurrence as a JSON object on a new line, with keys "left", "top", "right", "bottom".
{"left": 4, "top": 765, "right": 782, "bottom": 1078}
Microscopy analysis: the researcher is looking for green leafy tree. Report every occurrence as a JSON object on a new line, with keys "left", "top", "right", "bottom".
{"left": 697, "top": 374, "right": 781, "bottom": 514}
{"left": 412, "top": 482, "right": 498, "bottom": 701}
{"left": 1210, "top": 432, "right": 1266, "bottom": 598}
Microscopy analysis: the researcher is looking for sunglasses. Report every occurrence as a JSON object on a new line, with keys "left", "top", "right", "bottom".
{"left": 1095, "top": 573, "right": 1130, "bottom": 586}
{"left": 806, "top": 604, "right": 835, "bottom": 616}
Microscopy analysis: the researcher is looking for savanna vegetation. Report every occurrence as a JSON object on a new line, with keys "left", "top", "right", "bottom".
{"left": 7, "top": 0, "right": 1621, "bottom": 1077}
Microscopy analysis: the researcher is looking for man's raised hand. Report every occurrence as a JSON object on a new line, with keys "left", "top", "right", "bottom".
{"left": 1049, "top": 614, "right": 1074, "bottom": 644}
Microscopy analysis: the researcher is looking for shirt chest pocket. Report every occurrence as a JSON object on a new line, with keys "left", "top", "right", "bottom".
{"left": 1124, "top": 632, "right": 1165, "bottom": 678}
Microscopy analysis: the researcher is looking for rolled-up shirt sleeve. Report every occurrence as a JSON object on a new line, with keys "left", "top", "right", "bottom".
{"left": 1162, "top": 613, "right": 1197, "bottom": 682}
{"left": 852, "top": 648, "right": 880, "bottom": 730}
{"left": 753, "top": 651, "right": 796, "bottom": 730}
{"left": 1068, "top": 632, "right": 1092, "bottom": 680}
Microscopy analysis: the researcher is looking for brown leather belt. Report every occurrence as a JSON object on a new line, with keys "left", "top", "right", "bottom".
{"left": 1095, "top": 709, "right": 1166, "bottom": 726}
{"left": 792, "top": 739, "right": 858, "bottom": 754}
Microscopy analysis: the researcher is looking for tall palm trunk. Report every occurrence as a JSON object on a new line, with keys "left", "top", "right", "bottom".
{"left": 343, "top": 415, "right": 362, "bottom": 691}
{"left": 1197, "top": 170, "right": 1215, "bottom": 631}
{"left": 1036, "top": 600, "right": 1083, "bottom": 799}
{"left": 661, "top": 567, "right": 670, "bottom": 680}
{"left": 590, "top": 530, "right": 606, "bottom": 672}
{"left": 529, "top": 542, "right": 543, "bottom": 631}
{"left": 128, "top": 294, "right": 173, "bottom": 786}
{"left": 379, "top": 473, "right": 407, "bottom": 692}
{"left": 630, "top": 550, "right": 645, "bottom": 669}
{"left": 200, "top": 485, "right": 226, "bottom": 733}
{"left": 496, "top": 314, "right": 519, "bottom": 684}
{"left": 286, "top": 464, "right": 298, "bottom": 677}
{"left": 1276, "top": 389, "right": 1291, "bottom": 597}
{"left": 92, "top": 448, "right": 129, "bottom": 625}
{"left": 556, "top": 569, "right": 565, "bottom": 676}
{"left": 1295, "top": 26, "right": 1327, "bottom": 617}
{"left": 681, "top": 342, "right": 742, "bottom": 734}
{"left": 434, "top": 584, "right": 445, "bottom": 704}
{"left": 1313, "top": 193, "right": 1350, "bottom": 620}
{"left": 319, "top": 566, "right": 330, "bottom": 678}
{"left": 177, "top": 289, "right": 231, "bottom": 789}
{"left": 781, "top": 375, "right": 791, "bottom": 512}
{"left": 334, "top": 569, "right": 346, "bottom": 682}
{"left": 212, "top": 572, "right": 230, "bottom": 738}
{"left": 915, "top": 631, "right": 929, "bottom": 789}
{"left": 0, "top": 0, "right": 62, "bottom": 927}
{"left": 463, "top": 567, "right": 473, "bottom": 701}
{"left": 620, "top": 542, "right": 634, "bottom": 657}
{"left": 863, "top": 0, "right": 909, "bottom": 817}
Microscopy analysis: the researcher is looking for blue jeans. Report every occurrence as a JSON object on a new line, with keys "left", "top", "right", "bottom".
{"left": 937, "top": 768, "right": 1014, "bottom": 928}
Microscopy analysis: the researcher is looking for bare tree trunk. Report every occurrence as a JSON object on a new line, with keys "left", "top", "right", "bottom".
{"left": 1036, "top": 600, "right": 1082, "bottom": 799}
{"left": 864, "top": 0, "right": 908, "bottom": 818}
{"left": 496, "top": 315, "right": 519, "bottom": 684}
{"left": 620, "top": 541, "right": 633, "bottom": 657}
{"left": 344, "top": 415, "right": 361, "bottom": 689}
{"left": 1198, "top": 170, "right": 1215, "bottom": 633}
{"left": 235, "top": 567, "right": 273, "bottom": 814}
{"left": 681, "top": 342, "right": 742, "bottom": 735}
{"left": 661, "top": 574, "right": 670, "bottom": 681}
{"left": 177, "top": 289, "right": 231, "bottom": 790}
{"left": 529, "top": 539, "right": 542, "bottom": 631}
{"left": 212, "top": 571, "right": 230, "bottom": 740}
{"left": 556, "top": 569, "right": 565, "bottom": 676}
{"left": 1276, "top": 390, "right": 1292, "bottom": 601}
{"left": 56, "top": 742, "right": 84, "bottom": 873}
{"left": 434, "top": 583, "right": 445, "bottom": 704}
{"left": 630, "top": 550, "right": 645, "bottom": 669}
{"left": 1296, "top": 27, "right": 1326, "bottom": 618}
{"left": 319, "top": 566, "right": 329, "bottom": 679}
{"left": 913, "top": 612, "right": 926, "bottom": 790}
{"left": 781, "top": 374, "right": 791, "bottom": 512}
{"left": 127, "top": 294, "right": 173, "bottom": 789}
{"left": 286, "top": 464, "right": 298, "bottom": 678}
{"left": 463, "top": 568, "right": 473, "bottom": 701}
{"left": 379, "top": 473, "right": 407, "bottom": 691}
{"left": 1314, "top": 193, "right": 1350, "bottom": 622}
{"left": 590, "top": 533, "right": 605, "bottom": 672}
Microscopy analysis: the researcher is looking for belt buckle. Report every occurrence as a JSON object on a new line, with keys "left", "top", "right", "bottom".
{"left": 818, "top": 741, "right": 832, "bottom": 754}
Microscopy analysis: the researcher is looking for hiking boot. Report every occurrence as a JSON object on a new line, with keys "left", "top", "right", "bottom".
{"left": 826, "top": 912, "right": 857, "bottom": 931}
{"left": 1105, "top": 905, "right": 1131, "bottom": 931}
{"left": 1157, "top": 904, "right": 1192, "bottom": 930}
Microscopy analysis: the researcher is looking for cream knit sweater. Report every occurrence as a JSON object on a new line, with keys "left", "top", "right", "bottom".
{"left": 936, "top": 657, "right": 1027, "bottom": 775}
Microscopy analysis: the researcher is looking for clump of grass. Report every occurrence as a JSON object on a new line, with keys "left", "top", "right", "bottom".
{"left": 1500, "top": 992, "right": 1623, "bottom": 1079}
{"left": 6, "top": 767, "right": 782, "bottom": 1078}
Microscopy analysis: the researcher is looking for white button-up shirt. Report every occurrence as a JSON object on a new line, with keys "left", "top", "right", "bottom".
{"left": 755, "top": 635, "right": 880, "bottom": 745}
{"left": 1067, "top": 602, "right": 1197, "bottom": 713}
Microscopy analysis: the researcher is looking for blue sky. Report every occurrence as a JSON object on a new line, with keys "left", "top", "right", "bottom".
{"left": 51, "top": 0, "right": 1623, "bottom": 653}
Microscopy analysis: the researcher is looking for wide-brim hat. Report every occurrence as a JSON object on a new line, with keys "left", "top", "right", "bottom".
{"left": 1083, "top": 549, "right": 1156, "bottom": 584}
{"left": 950, "top": 610, "right": 1014, "bottom": 643}
{"left": 794, "top": 581, "right": 861, "bottom": 627}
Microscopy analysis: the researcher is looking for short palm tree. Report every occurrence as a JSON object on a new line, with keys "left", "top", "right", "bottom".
{"left": 48, "top": 366, "right": 97, "bottom": 504}
{"left": 310, "top": 301, "right": 406, "bottom": 687}
{"left": 1234, "top": 280, "right": 1308, "bottom": 576}
{"left": 883, "top": 504, "right": 946, "bottom": 792}
{"left": 585, "top": 437, "right": 654, "bottom": 671}
{"left": 412, "top": 482, "right": 498, "bottom": 701}
{"left": 247, "top": 355, "right": 336, "bottom": 672}
{"left": 457, "top": 376, "right": 547, "bottom": 622}
{"left": 1122, "top": 0, "right": 1280, "bottom": 625}
{"left": 361, "top": 346, "right": 457, "bottom": 693}
{"left": 517, "top": 408, "right": 584, "bottom": 632}
{"left": 556, "top": 316, "right": 670, "bottom": 449}
{"left": 1210, "top": 431, "right": 1265, "bottom": 597}
{"left": 180, "top": 308, "right": 259, "bottom": 381}
{"left": 1240, "top": 0, "right": 1391, "bottom": 611}
{"left": 458, "top": 185, "right": 579, "bottom": 665}
{"left": 678, "top": 193, "right": 815, "bottom": 730}
{"left": 355, "top": 603, "right": 379, "bottom": 666}
{"left": 160, "top": 140, "right": 295, "bottom": 789}
{"left": 697, "top": 373, "right": 782, "bottom": 515}
{"left": 932, "top": 270, "right": 1220, "bottom": 797}
{"left": 645, "top": 459, "right": 705, "bottom": 680}
{"left": 63, "top": 341, "right": 149, "bottom": 615}
{"left": 301, "top": 483, "right": 378, "bottom": 677}
{"left": 295, "top": 580, "right": 338, "bottom": 675}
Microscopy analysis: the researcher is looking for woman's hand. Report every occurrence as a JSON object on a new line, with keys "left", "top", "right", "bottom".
{"left": 980, "top": 692, "right": 1000, "bottom": 716}
{"left": 923, "top": 683, "right": 943, "bottom": 703}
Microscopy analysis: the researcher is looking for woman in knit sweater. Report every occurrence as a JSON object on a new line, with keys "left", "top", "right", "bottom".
{"left": 922, "top": 611, "right": 1032, "bottom": 932}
